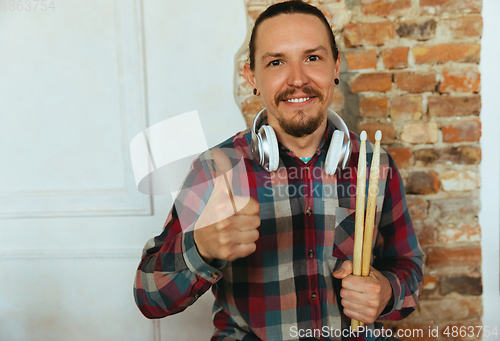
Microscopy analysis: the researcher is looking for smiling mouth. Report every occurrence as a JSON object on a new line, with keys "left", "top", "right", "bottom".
{"left": 286, "top": 97, "right": 310, "bottom": 103}
{"left": 275, "top": 87, "right": 323, "bottom": 106}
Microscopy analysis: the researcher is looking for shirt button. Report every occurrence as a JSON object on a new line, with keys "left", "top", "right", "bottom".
{"left": 308, "top": 250, "right": 314, "bottom": 258}
{"left": 311, "top": 292, "right": 317, "bottom": 299}
{"left": 211, "top": 272, "right": 218, "bottom": 279}
{"left": 306, "top": 208, "right": 312, "bottom": 216}
{"left": 194, "top": 294, "right": 199, "bottom": 299}
{"left": 305, "top": 166, "right": 309, "bottom": 171}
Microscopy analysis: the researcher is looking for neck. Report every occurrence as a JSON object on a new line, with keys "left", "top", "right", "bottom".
{"left": 268, "top": 116, "right": 328, "bottom": 159}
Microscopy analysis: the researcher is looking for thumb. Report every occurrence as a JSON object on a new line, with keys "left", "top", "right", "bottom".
{"left": 211, "top": 149, "right": 233, "bottom": 193}
{"left": 332, "top": 260, "right": 353, "bottom": 279}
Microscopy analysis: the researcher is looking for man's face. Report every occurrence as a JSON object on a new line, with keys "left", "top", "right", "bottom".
{"left": 244, "top": 13, "right": 340, "bottom": 138}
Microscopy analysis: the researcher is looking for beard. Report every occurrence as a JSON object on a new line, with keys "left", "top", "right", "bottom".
{"left": 274, "top": 86, "right": 326, "bottom": 138}
{"left": 276, "top": 109, "right": 325, "bottom": 138}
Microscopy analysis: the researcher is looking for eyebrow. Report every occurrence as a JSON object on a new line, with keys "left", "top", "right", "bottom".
{"left": 305, "top": 45, "right": 328, "bottom": 55}
{"left": 260, "top": 52, "right": 285, "bottom": 62}
{"left": 260, "top": 45, "right": 329, "bottom": 62}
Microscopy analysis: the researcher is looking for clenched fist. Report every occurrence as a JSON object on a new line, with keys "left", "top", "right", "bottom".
{"left": 332, "top": 260, "right": 394, "bottom": 324}
{"left": 193, "top": 149, "right": 260, "bottom": 263}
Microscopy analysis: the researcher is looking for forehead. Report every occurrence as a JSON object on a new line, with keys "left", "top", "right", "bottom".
{"left": 255, "top": 13, "right": 331, "bottom": 55}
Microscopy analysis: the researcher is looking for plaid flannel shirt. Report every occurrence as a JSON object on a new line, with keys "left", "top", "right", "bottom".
{"left": 134, "top": 120, "right": 424, "bottom": 341}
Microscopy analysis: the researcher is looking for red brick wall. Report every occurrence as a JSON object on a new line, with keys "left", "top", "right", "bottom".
{"left": 237, "top": 0, "right": 483, "bottom": 338}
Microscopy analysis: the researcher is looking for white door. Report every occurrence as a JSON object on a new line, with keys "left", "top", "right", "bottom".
{"left": 0, "top": 0, "right": 246, "bottom": 340}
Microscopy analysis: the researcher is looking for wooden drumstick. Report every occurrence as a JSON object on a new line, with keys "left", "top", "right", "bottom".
{"left": 351, "top": 131, "right": 367, "bottom": 330}
{"left": 362, "top": 130, "right": 382, "bottom": 277}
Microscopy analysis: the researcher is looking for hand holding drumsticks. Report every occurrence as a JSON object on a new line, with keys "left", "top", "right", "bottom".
{"left": 332, "top": 131, "right": 393, "bottom": 329}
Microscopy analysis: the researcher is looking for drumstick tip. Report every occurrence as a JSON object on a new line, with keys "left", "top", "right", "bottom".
{"left": 375, "top": 130, "right": 382, "bottom": 141}
{"left": 360, "top": 131, "right": 367, "bottom": 141}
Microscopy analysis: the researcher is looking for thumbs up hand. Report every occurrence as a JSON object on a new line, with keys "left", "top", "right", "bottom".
{"left": 193, "top": 149, "right": 260, "bottom": 263}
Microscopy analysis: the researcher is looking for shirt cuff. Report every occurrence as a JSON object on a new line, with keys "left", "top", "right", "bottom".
{"left": 378, "top": 270, "right": 404, "bottom": 318}
{"left": 181, "top": 230, "right": 227, "bottom": 283}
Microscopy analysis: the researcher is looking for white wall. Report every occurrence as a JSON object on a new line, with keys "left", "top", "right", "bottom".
{"left": 0, "top": 0, "right": 246, "bottom": 340}
{"left": 479, "top": 0, "right": 500, "bottom": 336}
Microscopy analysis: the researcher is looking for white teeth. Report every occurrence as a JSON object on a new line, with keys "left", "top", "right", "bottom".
{"left": 287, "top": 97, "right": 310, "bottom": 103}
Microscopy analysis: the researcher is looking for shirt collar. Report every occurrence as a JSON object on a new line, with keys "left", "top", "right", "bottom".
{"left": 276, "top": 120, "right": 336, "bottom": 163}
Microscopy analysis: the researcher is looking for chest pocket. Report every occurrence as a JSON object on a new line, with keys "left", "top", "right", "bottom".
{"left": 332, "top": 207, "right": 356, "bottom": 260}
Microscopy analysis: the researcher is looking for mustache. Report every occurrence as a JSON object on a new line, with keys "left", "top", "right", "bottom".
{"left": 275, "top": 87, "right": 324, "bottom": 106}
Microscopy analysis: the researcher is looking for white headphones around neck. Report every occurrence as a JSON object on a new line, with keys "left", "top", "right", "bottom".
{"left": 250, "top": 108, "right": 351, "bottom": 174}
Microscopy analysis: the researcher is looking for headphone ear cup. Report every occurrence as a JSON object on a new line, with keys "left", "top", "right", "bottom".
{"left": 325, "top": 130, "right": 344, "bottom": 175}
{"left": 260, "top": 125, "right": 280, "bottom": 172}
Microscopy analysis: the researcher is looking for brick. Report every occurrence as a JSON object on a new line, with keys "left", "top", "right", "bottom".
{"left": 413, "top": 44, "right": 481, "bottom": 64}
{"left": 245, "top": 0, "right": 267, "bottom": 5}
{"left": 418, "top": 297, "right": 482, "bottom": 321}
{"left": 426, "top": 247, "right": 481, "bottom": 268}
{"left": 247, "top": 7, "right": 265, "bottom": 23}
{"left": 351, "top": 73, "right": 392, "bottom": 92}
{"left": 423, "top": 274, "right": 438, "bottom": 290}
{"left": 243, "top": 114, "right": 256, "bottom": 128}
{"left": 382, "top": 47, "right": 409, "bottom": 69}
{"left": 330, "top": 85, "right": 345, "bottom": 113}
{"left": 414, "top": 146, "right": 482, "bottom": 166}
{"left": 420, "top": 0, "right": 482, "bottom": 15}
{"left": 344, "top": 49, "right": 377, "bottom": 70}
{"left": 415, "top": 224, "right": 435, "bottom": 246}
{"left": 241, "top": 96, "right": 265, "bottom": 117}
{"left": 361, "top": 0, "right": 411, "bottom": 16}
{"left": 442, "top": 120, "right": 481, "bottom": 143}
{"left": 359, "top": 122, "right": 395, "bottom": 144}
{"left": 454, "top": 146, "right": 482, "bottom": 164}
{"left": 344, "top": 21, "right": 395, "bottom": 47}
{"left": 396, "top": 19, "right": 436, "bottom": 41}
{"left": 444, "top": 15, "right": 483, "bottom": 38}
{"left": 387, "top": 147, "right": 412, "bottom": 169}
{"left": 400, "top": 122, "right": 439, "bottom": 144}
{"left": 439, "top": 70, "right": 481, "bottom": 93}
{"left": 390, "top": 95, "right": 422, "bottom": 121}
{"left": 405, "top": 171, "right": 439, "bottom": 195}
{"left": 394, "top": 72, "right": 435, "bottom": 93}
{"left": 437, "top": 220, "right": 481, "bottom": 244}
{"left": 407, "top": 196, "right": 428, "bottom": 219}
{"left": 317, "top": 5, "right": 350, "bottom": 31}
{"left": 429, "top": 197, "right": 480, "bottom": 223}
{"left": 440, "top": 275, "right": 482, "bottom": 296}
{"left": 440, "top": 170, "right": 480, "bottom": 191}
{"left": 359, "top": 96, "right": 389, "bottom": 118}
{"left": 428, "top": 95, "right": 481, "bottom": 117}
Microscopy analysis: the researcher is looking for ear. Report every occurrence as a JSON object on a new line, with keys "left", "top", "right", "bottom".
{"left": 334, "top": 57, "right": 341, "bottom": 80}
{"left": 243, "top": 63, "right": 257, "bottom": 89}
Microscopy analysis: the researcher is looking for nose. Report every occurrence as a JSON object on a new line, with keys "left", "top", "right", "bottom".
{"left": 287, "top": 61, "right": 309, "bottom": 88}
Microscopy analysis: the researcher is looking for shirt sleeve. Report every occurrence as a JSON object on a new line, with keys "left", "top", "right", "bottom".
{"left": 133, "top": 156, "right": 226, "bottom": 319}
{"left": 373, "top": 153, "right": 425, "bottom": 320}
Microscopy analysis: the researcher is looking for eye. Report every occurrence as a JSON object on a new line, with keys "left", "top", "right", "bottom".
{"left": 267, "top": 59, "right": 283, "bottom": 67}
{"left": 307, "top": 55, "right": 321, "bottom": 62}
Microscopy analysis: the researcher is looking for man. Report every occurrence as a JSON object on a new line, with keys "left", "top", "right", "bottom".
{"left": 134, "top": 1, "right": 424, "bottom": 340}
